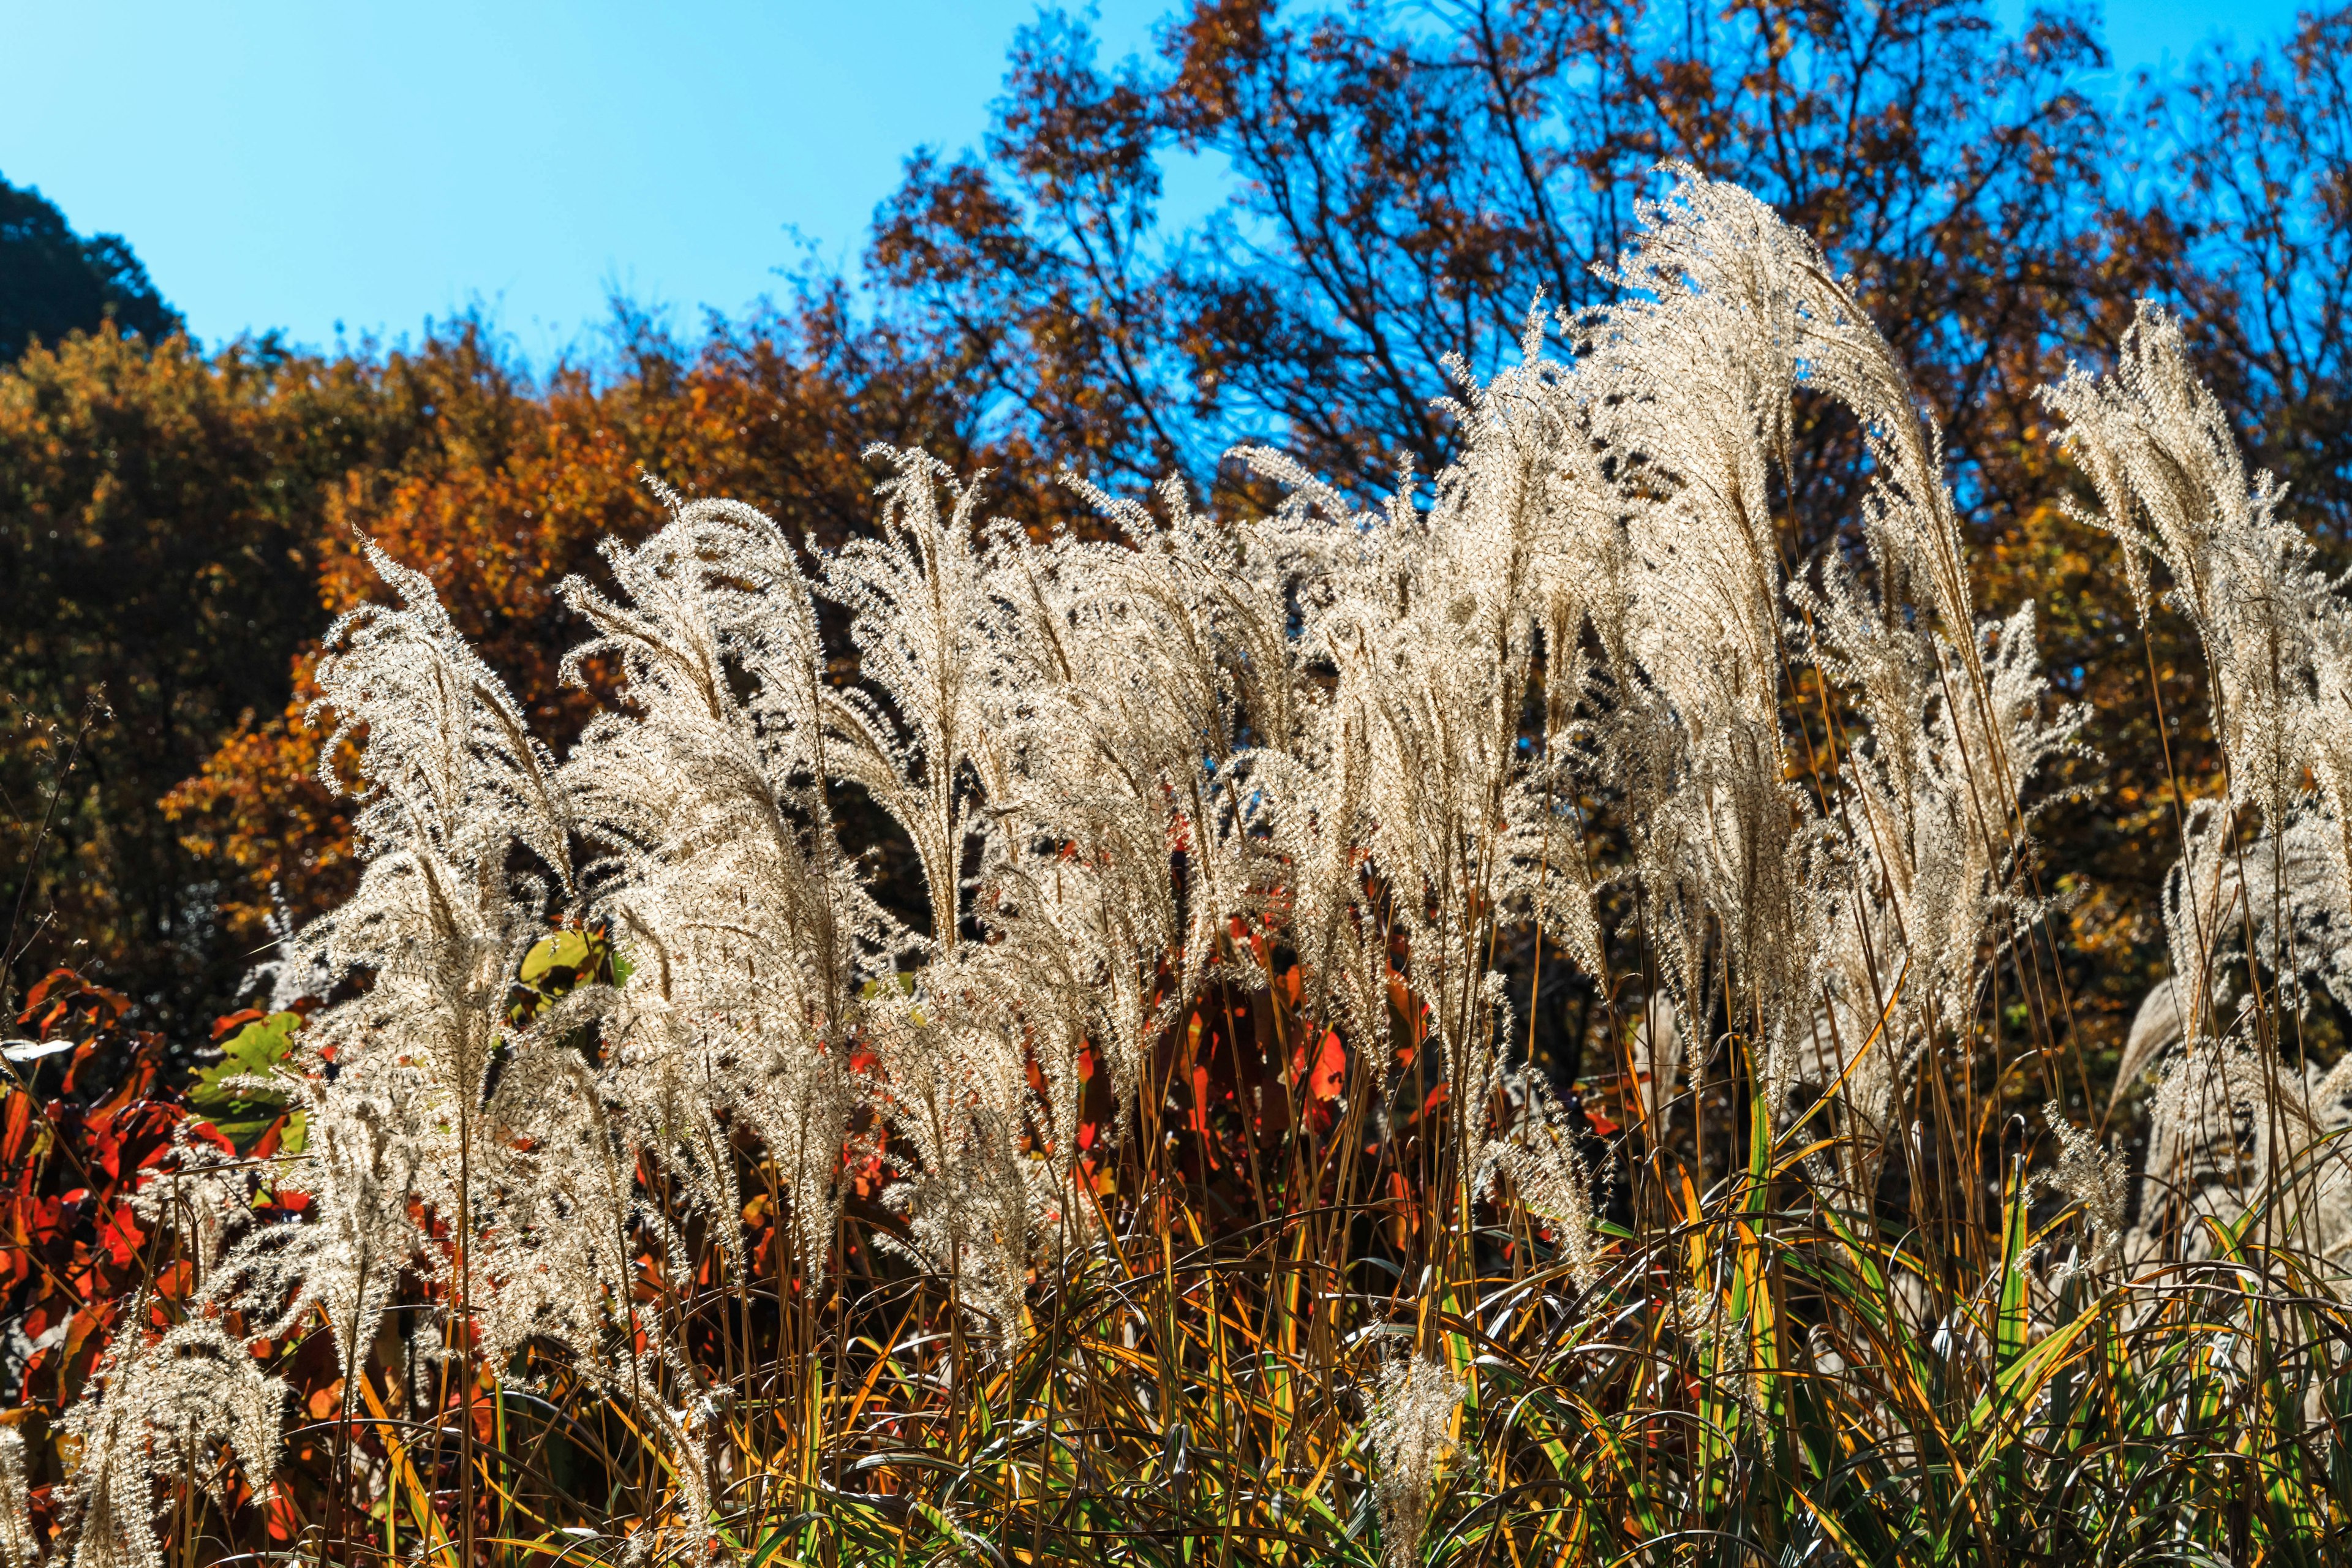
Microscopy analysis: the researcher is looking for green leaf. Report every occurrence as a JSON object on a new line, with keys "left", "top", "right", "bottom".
{"left": 520, "top": 929, "right": 595, "bottom": 989}
{"left": 511, "top": 926, "right": 627, "bottom": 1027}
{"left": 189, "top": 1010, "right": 301, "bottom": 1122}
{"left": 1996, "top": 1156, "right": 2030, "bottom": 1374}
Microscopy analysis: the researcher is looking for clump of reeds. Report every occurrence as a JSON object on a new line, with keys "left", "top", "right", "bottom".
{"left": 40, "top": 165, "right": 2352, "bottom": 1567}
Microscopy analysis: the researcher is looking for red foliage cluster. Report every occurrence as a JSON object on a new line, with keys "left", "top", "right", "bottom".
{"left": 1, "top": 974, "right": 364, "bottom": 1555}
{"left": 4, "top": 971, "right": 186, "bottom": 1542}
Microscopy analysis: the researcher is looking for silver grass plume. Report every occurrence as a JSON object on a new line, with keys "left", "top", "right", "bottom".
{"left": 0, "top": 1426, "right": 33, "bottom": 1568}
{"left": 1589, "top": 169, "right": 2070, "bottom": 1128}
{"left": 1364, "top": 1354, "right": 1466, "bottom": 1568}
{"left": 2132, "top": 1028, "right": 2274, "bottom": 1265}
{"left": 64, "top": 540, "right": 579, "bottom": 1568}
{"left": 2126, "top": 1014, "right": 2352, "bottom": 1271}
{"left": 559, "top": 491, "right": 877, "bottom": 1286}
{"left": 820, "top": 448, "right": 997, "bottom": 955}
{"left": 473, "top": 1019, "right": 636, "bottom": 1360}
{"left": 995, "top": 478, "right": 1297, "bottom": 1115}
{"left": 2045, "top": 309, "right": 2352, "bottom": 1265}
{"left": 1230, "top": 309, "right": 1587, "bottom": 1167}
{"left": 190, "top": 1075, "right": 421, "bottom": 1374}
{"left": 2045, "top": 307, "right": 2352, "bottom": 1031}
{"left": 2043, "top": 304, "right": 2325, "bottom": 839}
{"left": 2041, "top": 1101, "right": 2129, "bottom": 1277}
{"left": 863, "top": 968, "right": 1049, "bottom": 1350}
{"left": 1676, "top": 1280, "right": 1767, "bottom": 1427}
{"left": 294, "top": 545, "right": 577, "bottom": 1380}
{"left": 1560, "top": 166, "right": 2073, "bottom": 1131}
{"left": 1800, "top": 588, "right": 2083, "bottom": 1150}
{"left": 1577, "top": 168, "right": 1826, "bottom": 1098}
{"left": 62, "top": 1316, "right": 285, "bottom": 1568}
{"left": 1473, "top": 1068, "right": 1605, "bottom": 1291}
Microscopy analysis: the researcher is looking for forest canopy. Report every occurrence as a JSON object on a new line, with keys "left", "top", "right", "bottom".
{"left": 0, "top": 170, "right": 181, "bottom": 361}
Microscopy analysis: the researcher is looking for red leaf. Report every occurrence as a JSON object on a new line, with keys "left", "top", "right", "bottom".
{"left": 96, "top": 1205, "right": 143, "bottom": 1268}
{"left": 57, "top": 1039, "right": 103, "bottom": 1098}
{"left": 249, "top": 1112, "right": 290, "bottom": 1159}
{"left": 85, "top": 1124, "right": 123, "bottom": 1182}
{"left": 211, "top": 1008, "right": 267, "bottom": 1044}
{"left": 1308, "top": 1031, "right": 1347, "bottom": 1102}
{"left": 0, "top": 1093, "right": 29, "bottom": 1171}
{"left": 59, "top": 1301, "right": 115, "bottom": 1384}
{"left": 133, "top": 1115, "right": 191, "bottom": 1172}
{"left": 265, "top": 1480, "right": 304, "bottom": 1542}
{"left": 305, "top": 1378, "right": 346, "bottom": 1420}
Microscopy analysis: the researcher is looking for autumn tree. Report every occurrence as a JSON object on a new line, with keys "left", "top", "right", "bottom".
{"left": 2129, "top": 10, "right": 2352, "bottom": 540}
{"left": 878, "top": 2, "right": 2142, "bottom": 502}
{"left": 0, "top": 326, "right": 454, "bottom": 1029}
{"left": 165, "top": 285, "right": 1014, "bottom": 984}
{"left": 0, "top": 172, "right": 181, "bottom": 362}
{"left": 868, "top": 0, "right": 2352, "bottom": 1079}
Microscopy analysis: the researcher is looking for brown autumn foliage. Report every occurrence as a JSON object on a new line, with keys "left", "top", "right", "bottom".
{"left": 2, "top": 285, "right": 1013, "bottom": 1034}
{"left": 163, "top": 290, "right": 1020, "bottom": 963}
{"left": 0, "top": 326, "right": 455, "bottom": 1031}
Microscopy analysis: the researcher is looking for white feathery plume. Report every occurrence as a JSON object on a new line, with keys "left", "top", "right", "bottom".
{"left": 473, "top": 1023, "right": 636, "bottom": 1361}
{"left": 820, "top": 447, "right": 998, "bottom": 954}
{"left": 1569, "top": 167, "right": 2073, "bottom": 1133}
{"left": 1363, "top": 1354, "right": 1466, "bottom": 1568}
{"left": 1473, "top": 1068, "right": 1605, "bottom": 1291}
{"left": 61, "top": 1316, "right": 285, "bottom": 1568}
{"left": 862, "top": 965, "right": 1046, "bottom": 1351}
{"left": 0, "top": 1425, "right": 34, "bottom": 1568}
{"left": 295, "top": 544, "right": 577, "bottom": 1371}
{"left": 2043, "top": 304, "right": 2321, "bottom": 835}
{"left": 186, "top": 1074, "right": 424, "bottom": 1375}
{"left": 559, "top": 490, "right": 876, "bottom": 1285}
{"left": 2043, "top": 314, "right": 2352, "bottom": 1267}
{"left": 989, "top": 480, "right": 1293, "bottom": 1113}
{"left": 2041, "top": 1101, "right": 2129, "bottom": 1276}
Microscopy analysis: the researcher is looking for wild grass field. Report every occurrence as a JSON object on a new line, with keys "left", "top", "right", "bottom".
{"left": 12, "top": 165, "right": 2352, "bottom": 1568}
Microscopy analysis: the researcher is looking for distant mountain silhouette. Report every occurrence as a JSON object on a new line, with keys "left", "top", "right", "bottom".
{"left": 1, "top": 172, "right": 180, "bottom": 360}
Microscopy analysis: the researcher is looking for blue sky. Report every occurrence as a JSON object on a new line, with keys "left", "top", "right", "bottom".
{"left": 0, "top": 1, "right": 2313, "bottom": 364}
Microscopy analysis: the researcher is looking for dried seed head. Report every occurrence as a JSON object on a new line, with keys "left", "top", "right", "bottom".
{"left": 1365, "top": 1355, "right": 1466, "bottom": 1568}
{"left": 2041, "top": 1101, "right": 2128, "bottom": 1275}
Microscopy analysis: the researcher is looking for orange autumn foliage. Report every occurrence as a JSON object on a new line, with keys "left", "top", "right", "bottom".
{"left": 165, "top": 295, "right": 1025, "bottom": 952}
